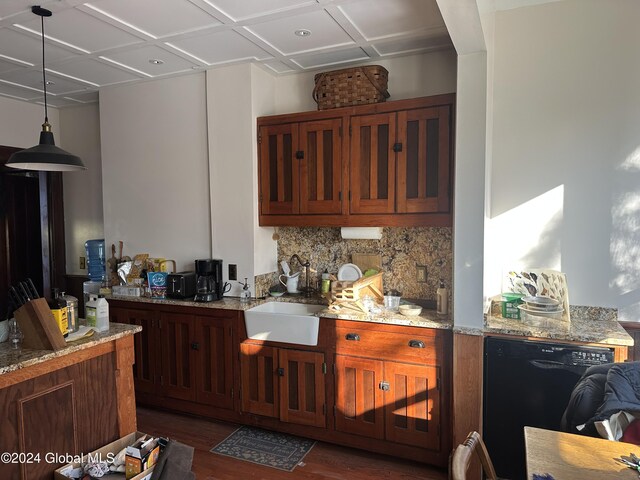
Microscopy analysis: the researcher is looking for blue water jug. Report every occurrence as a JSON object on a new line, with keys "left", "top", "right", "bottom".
{"left": 85, "top": 239, "right": 106, "bottom": 282}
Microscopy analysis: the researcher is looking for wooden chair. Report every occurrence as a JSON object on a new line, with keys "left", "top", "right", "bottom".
{"left": 449, "top": 431, "right": 497, "bottom": 480}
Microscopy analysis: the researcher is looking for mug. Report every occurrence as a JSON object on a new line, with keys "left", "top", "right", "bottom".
{"left": 222, "top": 281, "right": 232, "bottom": 294}
{"left": 279, "top": 273, "right": 300, "bottom": 293}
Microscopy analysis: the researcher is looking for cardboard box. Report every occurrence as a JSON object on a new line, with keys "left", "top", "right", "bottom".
{"left": 125, "top": 437, "right": 160, "bottom": 479}
{"left": 54, "top": 431, "right": 154, "bottom": 480}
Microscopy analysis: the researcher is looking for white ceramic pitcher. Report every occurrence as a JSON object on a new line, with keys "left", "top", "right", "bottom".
{"left": 279, "top": 271, "right": 301, "bottom": 293}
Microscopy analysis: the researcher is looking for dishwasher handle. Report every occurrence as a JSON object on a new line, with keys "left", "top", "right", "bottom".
{"left": 529, "top": 359, "right": 569, "bottom": 369}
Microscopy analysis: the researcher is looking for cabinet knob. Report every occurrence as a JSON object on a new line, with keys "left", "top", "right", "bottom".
{"left": 191, "top": 342, "right": 199, "bottom": 350}
{"left": 277, "top": 367, "right": 285, "bottom": 377}
{"left": 408, "top": 340, "right": 425, "bottom": 349}
{"left": 345, "top": 333, "right": 360, "bottom": 341}
{"left": 379, "top": 381, "right": 390, "bottom": 391}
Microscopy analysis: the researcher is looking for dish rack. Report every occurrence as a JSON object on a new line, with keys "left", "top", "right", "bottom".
{"left": 329, "top": 273, "right": 383, "bottom": 313}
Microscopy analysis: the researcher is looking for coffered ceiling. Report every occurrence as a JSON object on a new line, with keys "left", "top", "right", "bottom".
{"left": 0, "top": 0, "right": 453, "bottom": 108}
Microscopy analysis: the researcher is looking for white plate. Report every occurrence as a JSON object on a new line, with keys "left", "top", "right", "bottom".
{"left": 337, "top": 263, "right": 363, "bottom": 281}
{"left": 518, "top": 304, "right": 564, "bottom": 316}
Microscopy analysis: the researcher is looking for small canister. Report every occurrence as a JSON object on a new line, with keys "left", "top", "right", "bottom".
{"left": 61, "top": 292, "right": 79, "bottom": 333}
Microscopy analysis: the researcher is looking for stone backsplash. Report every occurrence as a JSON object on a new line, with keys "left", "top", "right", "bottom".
{"left": 255, "top": 226, "right": 452, "bottom": 301}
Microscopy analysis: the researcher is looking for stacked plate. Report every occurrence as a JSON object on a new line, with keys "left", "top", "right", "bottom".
{"left": 518, "top": 296, "right": 564, "bottom": 316}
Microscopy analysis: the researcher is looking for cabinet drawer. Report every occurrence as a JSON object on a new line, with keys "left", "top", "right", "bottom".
{"left": 335, "top": 326, "right": 442, "bottom": 363}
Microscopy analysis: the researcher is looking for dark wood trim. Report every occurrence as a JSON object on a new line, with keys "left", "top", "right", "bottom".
{"left": 258, "top": 213, "right": 452, "bottom": 227}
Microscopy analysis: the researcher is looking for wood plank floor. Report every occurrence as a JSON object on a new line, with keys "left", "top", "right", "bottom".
{"left": 137, "top": 407, "right": 448, "bottom": 480}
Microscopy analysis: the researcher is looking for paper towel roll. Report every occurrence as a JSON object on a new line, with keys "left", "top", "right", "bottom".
{"left": 340, "top": 227, "right": 383, "bottom": 240}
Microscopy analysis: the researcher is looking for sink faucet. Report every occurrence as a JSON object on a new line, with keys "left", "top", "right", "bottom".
{"left": 290, "top": 254, "right": 314, "bottom": 297}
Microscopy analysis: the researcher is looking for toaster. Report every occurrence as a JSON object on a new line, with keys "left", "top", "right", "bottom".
{"left": 166, "top": 271, "right": 197, "bottom": 299}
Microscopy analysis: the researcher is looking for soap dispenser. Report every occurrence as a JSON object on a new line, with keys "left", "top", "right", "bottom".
{"left": 239, "top": 278, "right": 251, "bottom": 303}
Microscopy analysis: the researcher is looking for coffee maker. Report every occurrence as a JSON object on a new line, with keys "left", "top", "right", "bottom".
{"left": 194, "top": 259, "right": 224, "bottom": 302}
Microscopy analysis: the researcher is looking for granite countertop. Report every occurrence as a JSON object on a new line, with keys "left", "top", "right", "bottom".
{"left": 485, "top": 308, "right": 633, "bottom": 346}
{"left": 108, "top": 294, "right": 453, "bottom": 330}
{"left": 0, "top": 323, "right": 141, "bottom": 376}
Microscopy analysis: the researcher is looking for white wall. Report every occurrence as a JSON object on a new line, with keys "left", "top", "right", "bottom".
{"left": 207, "top": 64, "right": 259, "bottom": 296}
{"left": 485, "top": 0, "right": 640, "bottom": 321}
{"left": 59, "top": 104, "right": 104, "bottom": 275}
{"left": 0, "top": 95, "right": 60, "bottom": 148}
{"left": 272, "top": 50, "right": 457, "bottom": 114}
{"left": 99, "top": 74, "right": 211, "bottom": 272}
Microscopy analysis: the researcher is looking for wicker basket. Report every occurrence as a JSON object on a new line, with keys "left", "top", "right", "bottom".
{"left": 313, "top": 65, "right": 390, "bottom": 110}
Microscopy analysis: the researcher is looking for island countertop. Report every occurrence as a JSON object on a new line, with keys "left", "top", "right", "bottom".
{"left": 0, "top": 322, "right": 141, "bottom": 376}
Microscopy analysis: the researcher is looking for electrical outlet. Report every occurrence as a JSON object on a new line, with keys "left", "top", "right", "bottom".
{"left": 80, "top": 256, "right": 86, "bottom": 269}
{"left": 229, "top": 264, "right": 237, "bottom": 281}
{"left": 417, "top": 265, "right": 427, "bottom": 283}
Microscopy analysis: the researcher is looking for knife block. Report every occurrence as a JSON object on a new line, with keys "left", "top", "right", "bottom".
{"left": 14, "top": 298, "right": 66, "bottom": 351}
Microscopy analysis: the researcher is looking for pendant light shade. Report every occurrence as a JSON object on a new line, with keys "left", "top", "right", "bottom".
{"left": 5, "top": 6, "right": 86, "bottom": 172}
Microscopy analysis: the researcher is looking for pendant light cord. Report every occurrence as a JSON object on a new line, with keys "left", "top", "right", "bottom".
{"left": 40, "top": 13, "right": 48, "bottom": 123}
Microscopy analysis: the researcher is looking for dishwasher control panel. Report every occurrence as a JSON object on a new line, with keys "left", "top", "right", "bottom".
{"left": 570, "top": 349, "right": 614, "bottom": 366}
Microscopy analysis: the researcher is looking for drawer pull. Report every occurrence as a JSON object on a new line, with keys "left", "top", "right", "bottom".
{"left": 277, "top": 368, "right": 285, "bottom": 377}
{"left": 191, "top": 342, "right": 200, "bottom": 350}
{"left": 408, "top": 340, "right": 425, "bottom": 349}
{"left": 345, "top": 333, "right": 360, "bottom": 341}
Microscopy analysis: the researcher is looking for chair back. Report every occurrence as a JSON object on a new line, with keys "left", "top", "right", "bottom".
{"left": 450, "top": 431, "right": 497, "bottom": 480}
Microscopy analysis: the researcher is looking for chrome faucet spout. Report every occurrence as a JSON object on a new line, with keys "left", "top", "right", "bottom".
{"left": 290, "top": 254, "right": 314, "bottom": 297}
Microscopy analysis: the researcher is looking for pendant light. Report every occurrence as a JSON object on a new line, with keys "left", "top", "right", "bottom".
{"left": 6, "top": 6, "right": 86, "bottom": 172}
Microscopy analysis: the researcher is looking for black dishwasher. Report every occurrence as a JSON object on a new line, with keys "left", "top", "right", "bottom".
{"left": 483, "top": 337, "right": 614, "bottom": 480}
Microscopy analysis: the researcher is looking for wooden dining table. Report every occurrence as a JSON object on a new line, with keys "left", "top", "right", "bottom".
{"left": 525, "top": 426, "right": 640, "bottom": 479}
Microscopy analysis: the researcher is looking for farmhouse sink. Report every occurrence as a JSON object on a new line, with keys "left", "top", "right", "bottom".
{"left": 244, "top": 302, "right": 325, "bottom": 346}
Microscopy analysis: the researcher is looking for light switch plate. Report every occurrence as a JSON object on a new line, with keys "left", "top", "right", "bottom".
{"left": 80, "top": 256, "right": 86, "bottom": 269}
{"left": 229, "top": 264, "right": 237, "bottom": 281}
{"left": 417, "top": 265, "right": 427, "bottom": 283}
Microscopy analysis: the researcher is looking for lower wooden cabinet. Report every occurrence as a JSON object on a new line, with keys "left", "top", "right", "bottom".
{"left": 240, "top": 343, "right": 326, "bottom": 427}
{"left": 110, "top": 302, "right": 236, "bottom": 410}
{"left": 109, "top": 300, "right": 452, "bottom": 467}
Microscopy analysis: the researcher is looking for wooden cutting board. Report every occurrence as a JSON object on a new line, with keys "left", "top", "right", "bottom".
{"left": 351, "top": 253, "right": 382, "bottom": 273}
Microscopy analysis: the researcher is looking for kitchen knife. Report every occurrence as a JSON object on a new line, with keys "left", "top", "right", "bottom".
{"left": 18, "top": 282, "right": 32, "bottom": 303}
{"left": 26, "top": 278, "right": 39, "bottom": 298}
{"left": 8, "top": 286, "right": 23, "bottom": 307}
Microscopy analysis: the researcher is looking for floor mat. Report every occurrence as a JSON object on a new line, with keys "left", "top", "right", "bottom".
{"left": 210, "top": 426, "right": 316, "bottom": 472}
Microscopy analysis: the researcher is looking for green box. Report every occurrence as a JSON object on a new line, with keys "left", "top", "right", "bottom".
{"left": 501, "top": 293, "right": 524, "bottom": 319}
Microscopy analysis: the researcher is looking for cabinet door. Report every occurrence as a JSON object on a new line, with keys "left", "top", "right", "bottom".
{"left": 194, "top": 315, "right": 234, "bottom": 409}
{"left": 384, "top": 362, "right": 441, "bottom": 450}
{"left": 111, "top": 307, "right": 159, "bottom": 395}
{"left": 334, "top": 355, "right": 384, "bottom": 439}
{"left": 299, "top": 119, "right": 343, "bottom": 214}
{"left": 259, "top": 123, "right": 299, "bottom": 215}
{"left": 279, "top": 349, "right": 326, "bottom": 427}
{"left": 397, "top": 106, "right": 451, "bottom": 214}
{"left": 160, "top": 312, "right": 196, "bottom": 402}
{"left": 350, "top": 113, "right": 396, "bottom": 214}
{"left": 240, "top": 343, "right": 279, "bottom": 418}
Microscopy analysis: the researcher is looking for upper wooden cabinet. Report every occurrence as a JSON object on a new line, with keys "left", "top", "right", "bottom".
{"left": 259, "top": 118, "right": 343, "bottom": 216}
{"left": 257, "top": 94, "right": 455, "bottom": 227}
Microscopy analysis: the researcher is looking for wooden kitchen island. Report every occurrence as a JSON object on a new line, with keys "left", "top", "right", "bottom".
{"left": 0, "top": 323, "right": 140, "bottom": 480}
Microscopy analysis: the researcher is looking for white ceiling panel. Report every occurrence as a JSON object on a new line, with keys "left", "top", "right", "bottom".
{"left": 338, "top": 0, "right": 445, "bottom": 41}
{"left": 0, "top": 28, "right": 79, "bottom": 64}
{"left": 291, "top": 46, "right": 369, "bottom": 69}
{"left": 373, "top": 34, "right": 453, "bottom": 56}
{"left": 246, "top": 10, "right": 354, "bottom": 55}
{"left": 63, "top": 91, "right": 100, "bottom": 104}
{"left": 0, "top": 0, "right": 452, "bottom": 108}
{"left": 16, "top": 8, "right": 144, "bottom": 53}
{"left": 84, "top": 0, "right": 221, "bottom": 38}
{"left": 262, "top": 60, "right": 295, "bottom": 74}
{"left": 55, "top": 58, "right": 141, "bottom": 86}
{"left": 0, "top": 57, "right": 28, "bottom": 74}
{"left": 0, "top": 80, "right": 40, "bottom": 100}
{"left": 168, "top": 30, "right": 271, "bottom": 65}
{"left": 207, "top": 0, "right": 316, "bottom": 22}
{"left": 102, "top": 45, "right": 198, "bottom": 76}
{"left": 0, "top": 69, "right": 89, "bottom": 95}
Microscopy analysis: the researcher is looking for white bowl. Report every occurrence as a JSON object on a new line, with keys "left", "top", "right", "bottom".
{"left": 399, "top": 304, "right": 422, "bottom": 316}
{"left": 0, "top": 319, "right": 9, "bottom": 343}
